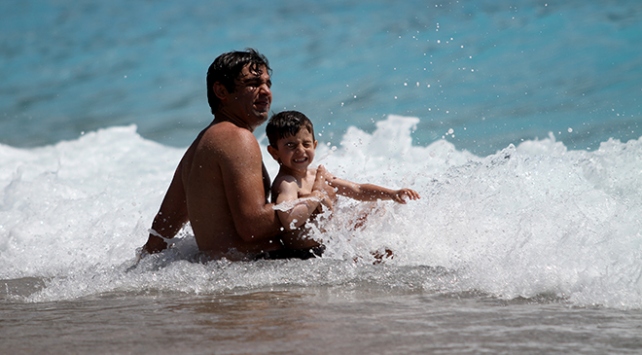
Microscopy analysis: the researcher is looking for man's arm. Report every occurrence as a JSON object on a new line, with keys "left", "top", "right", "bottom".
{"left": 143, "top": 160, "right": 189, "bottom": 253}
{"left": 217, "top": 127, "right": 283, "bottom": 242}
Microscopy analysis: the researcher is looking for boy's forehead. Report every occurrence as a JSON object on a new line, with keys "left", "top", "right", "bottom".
{"left": 280, "top": 127, "right": 314, "bottom": 140}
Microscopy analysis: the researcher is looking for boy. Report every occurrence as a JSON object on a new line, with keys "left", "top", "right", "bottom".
{"left": 266, "top": 111, "right": 420, "bottom": 258}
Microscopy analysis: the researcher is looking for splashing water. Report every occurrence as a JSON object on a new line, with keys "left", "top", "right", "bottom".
{"left": 1, "top": 116, "right": 640, "bottom": 309}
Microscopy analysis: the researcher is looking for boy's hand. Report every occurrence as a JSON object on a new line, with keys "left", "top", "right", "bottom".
{"left": 392, "top": 188, "right": 421, "bottom": 204}
{"left": 313, "top": 165, "right": 335, "bottom": 210}
{"left": 312, "top": 165, "right": 327, "bottom": 192}
{"left": 315, "top": 164, "right": 332, "bottom": 180}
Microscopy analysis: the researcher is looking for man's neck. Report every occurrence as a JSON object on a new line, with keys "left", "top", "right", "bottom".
{"left": 213, "top": 110, "right": 255, "bottom": 132}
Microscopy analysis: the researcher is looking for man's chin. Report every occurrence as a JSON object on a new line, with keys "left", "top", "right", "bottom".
{"left": 254, "top": 109, "right": 270, "bottom": 120}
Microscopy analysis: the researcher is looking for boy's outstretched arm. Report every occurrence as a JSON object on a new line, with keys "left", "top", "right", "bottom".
{"left": 320, "top": 167, "right": 420, "bottom": 204}
{"left": 388, "top": 188, "right": 421, "bottom": 204}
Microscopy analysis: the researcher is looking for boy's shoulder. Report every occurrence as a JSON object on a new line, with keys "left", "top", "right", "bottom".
{"left": 271, "top": 167, "right": 316, "bottom": 192}
{"left": 272, "top": 172, "right": 299, "bottom": 185}
{"left": 273, "top": 167, "right": 316, "bottom": 181}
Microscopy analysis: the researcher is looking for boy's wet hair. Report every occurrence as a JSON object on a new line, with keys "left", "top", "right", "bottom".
{"left": 266, "top": 111, "right": 315, "bottom": 148}
{"left": 206, "top": 48, "right": 271, "bottom": 114}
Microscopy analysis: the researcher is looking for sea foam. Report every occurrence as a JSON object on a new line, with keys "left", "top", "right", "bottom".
{"left": 1, "top": 116, "right": 641, "bottom": 308}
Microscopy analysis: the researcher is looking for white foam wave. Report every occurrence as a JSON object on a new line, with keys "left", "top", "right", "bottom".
{"left": 1, "top": 117, "right": 641, "bottom": 308}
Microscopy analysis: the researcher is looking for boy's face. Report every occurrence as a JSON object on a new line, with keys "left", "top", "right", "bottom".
{"left": 268, "top": 128, "right": 317, "bottom": 173}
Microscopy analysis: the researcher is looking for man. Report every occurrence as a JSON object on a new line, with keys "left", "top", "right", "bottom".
{"left": 142, "top": 49, "right": 321, "bottom": 261}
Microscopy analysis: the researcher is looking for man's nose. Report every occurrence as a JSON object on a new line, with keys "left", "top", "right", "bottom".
{"left": 259, "top": 83, "right": 271, "bottom": 96}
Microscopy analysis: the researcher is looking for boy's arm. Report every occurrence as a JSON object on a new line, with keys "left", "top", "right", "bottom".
{"left": 323, "top": 171, "right": 420, "bottom": 204}
{"left": 273, "top": 177, "right": 324, "bottom": 231}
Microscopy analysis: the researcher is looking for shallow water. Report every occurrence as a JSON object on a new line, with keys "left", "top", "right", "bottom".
{"left": 3, "top": 278, "right": 642, "bottom": 354}
{"left": 1, "top": 0, "right": 642, "bottom": 353}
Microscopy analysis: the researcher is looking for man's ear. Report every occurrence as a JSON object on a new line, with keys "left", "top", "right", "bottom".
{"left": 213, "top": 82, "right": 228, "bottom": 101}
{"left": 267, "top": 145, "right": 280, "bottom": 162}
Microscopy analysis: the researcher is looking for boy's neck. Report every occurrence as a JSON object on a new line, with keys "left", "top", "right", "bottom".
{"left": 278, "top": 164, "right": 309, "bottom": 180}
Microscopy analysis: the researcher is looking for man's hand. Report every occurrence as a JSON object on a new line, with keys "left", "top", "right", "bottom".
{"left": 142, "top": 234, "right": 169, "bottom": 254}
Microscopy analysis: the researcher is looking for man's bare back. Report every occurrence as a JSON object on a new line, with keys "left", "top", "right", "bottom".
{"left": 182, "top": 121, "right": 281, "bottom": 258}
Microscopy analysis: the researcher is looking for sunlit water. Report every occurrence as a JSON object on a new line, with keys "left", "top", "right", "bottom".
{"left": 1, "top": 0, "right": 641, "bottom": 353}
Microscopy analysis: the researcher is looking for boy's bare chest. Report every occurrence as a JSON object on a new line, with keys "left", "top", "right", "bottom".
{"left": 297, "top": 170, "right": 317, "bottom": 197}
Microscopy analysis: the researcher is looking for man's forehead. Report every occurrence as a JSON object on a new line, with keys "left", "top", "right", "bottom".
{"left": 239, "top": 64, "right": 269, "bottom": 79}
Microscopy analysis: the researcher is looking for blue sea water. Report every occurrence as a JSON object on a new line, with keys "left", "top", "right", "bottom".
{"left": 2, "top": 0, "right": 640, "bottom": 153}
{"left": 1, "top": 0, "right": 642, "bottom": 353}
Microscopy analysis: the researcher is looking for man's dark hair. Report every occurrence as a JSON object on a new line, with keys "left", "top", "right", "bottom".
{"left": 206, "top": 48, "right": 271, "bottom": 114}
{"left": 266, "top": 111, "right": 316, "bottom": 148}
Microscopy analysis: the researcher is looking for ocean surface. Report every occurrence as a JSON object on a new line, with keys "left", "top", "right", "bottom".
{"left": 1, "top": 0, "right": 642, "bottom": 354}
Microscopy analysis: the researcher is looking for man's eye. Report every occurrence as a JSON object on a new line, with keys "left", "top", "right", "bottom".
{"left": 244, "top": 80, "right": 259, "bottom": 87}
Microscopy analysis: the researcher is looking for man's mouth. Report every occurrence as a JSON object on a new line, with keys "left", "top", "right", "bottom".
{"left": 254, "top": 99, "right": 270, "bottom": 111}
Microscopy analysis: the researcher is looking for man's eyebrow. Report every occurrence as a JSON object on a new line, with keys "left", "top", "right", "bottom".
{"left": 240, "top": 74, "right": 259, "bottom": 81}
{"left": 241, "top": 76, "right": 271, "bottom": 86}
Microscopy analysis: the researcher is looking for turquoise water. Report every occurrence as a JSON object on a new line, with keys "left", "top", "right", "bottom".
{"left": 1, "top": 1, "right": 642, "bottom": 353}
{"left": 1, "top": 0, "right": 640, "bottom": 153}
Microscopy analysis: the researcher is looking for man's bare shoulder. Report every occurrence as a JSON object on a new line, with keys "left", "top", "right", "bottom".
{"left": 198, "top": 121, "right": 259, "bottom": 151}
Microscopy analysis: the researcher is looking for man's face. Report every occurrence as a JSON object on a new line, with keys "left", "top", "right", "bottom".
{"left": 226, "top": 64, "right": 272, "bottom": 129}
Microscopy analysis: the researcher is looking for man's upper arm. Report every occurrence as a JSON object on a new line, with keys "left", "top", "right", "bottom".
{"left": 157, "top": 160, "right": 189, "bottom": 224}
{"left": 145, "top": 159, "right": 189, "bottom": 253}
{"left": 216, "top": 128, "right": 280, "bottom": 240}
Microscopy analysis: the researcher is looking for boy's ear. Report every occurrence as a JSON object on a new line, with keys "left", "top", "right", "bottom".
{"left": 267, "top": 145, "right": 280, "bottom": 162}
{"left": 213, "top": 82, "right": 228, "bottom": 100}
{"left": 314, "top": 140, "right": 318, "bottom": 149}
